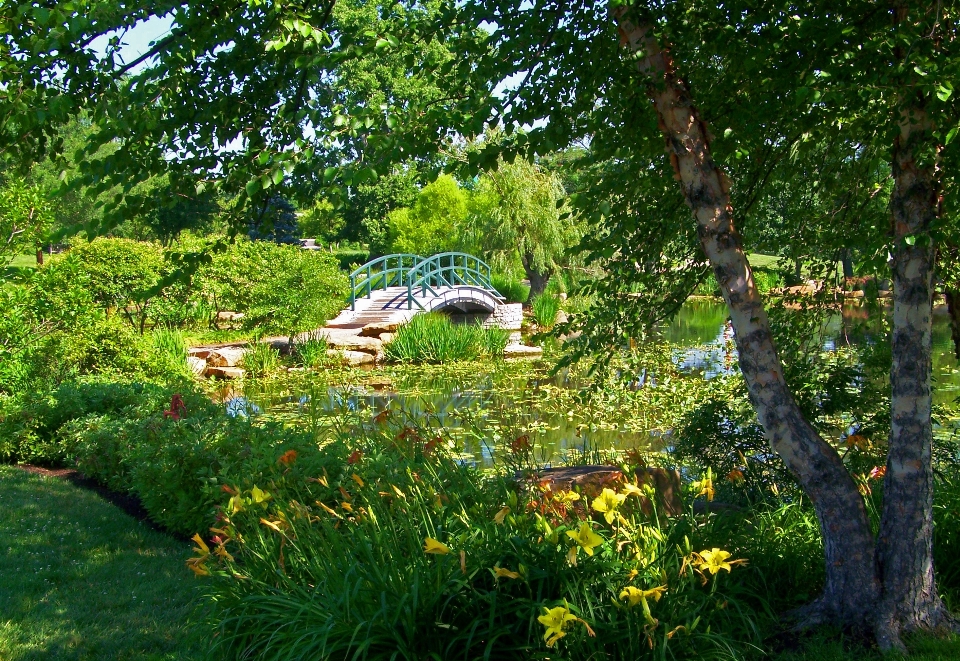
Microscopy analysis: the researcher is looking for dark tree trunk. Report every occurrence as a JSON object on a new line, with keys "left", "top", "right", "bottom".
{"left": 522, "top": 252, "right": 551, "bottom": 302}
{"left": 842, "top": 249, "right": 854, "bottom": 282}
{"left": 875, "top": 102, "right": 953, "bottom": 651}
{"left": 945, "top": 289, "right": 960, "bottom": 360}
{"left": 615, "top": 10, "right": 881, "bottom": 628}
{"left": 35, "top": 249, "right": 43, "bottom": 266}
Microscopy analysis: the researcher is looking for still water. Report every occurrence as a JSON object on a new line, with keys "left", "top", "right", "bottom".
{"left": 240, "top": 299, "right": 960, "bottom": 465}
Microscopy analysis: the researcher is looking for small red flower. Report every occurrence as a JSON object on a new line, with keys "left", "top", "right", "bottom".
{"left": 163, "top": 394, "right": 187, "bottom": 421}
{"left": 869, "top": 466, "right": 886, "bottom": 480}
{"left": 278, "top": 450, "right": 298, "bottom": 466}
{"left": 423, "top": 437, "right": 442, "bottom": 457}
{"left": 348, "top": 449, "right": 363, "bottom": 465}
{"left": 511, "top": 435, "right": 531, "bottom": 454}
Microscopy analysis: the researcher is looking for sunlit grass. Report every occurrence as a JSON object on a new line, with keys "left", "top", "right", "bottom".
{"left": 0, "top": 466, "right": 204, "bottom": 661}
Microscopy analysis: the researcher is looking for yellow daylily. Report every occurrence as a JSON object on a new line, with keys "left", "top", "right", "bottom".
{"left": 566, "top": 522, "right": 604, "bottom": 557}
{"left": 191, "top": 533, "right": 210, "bottom": 555}
{"left": 696, "top": 548, "right": 738, "bottom": 574}
{"left": 554, "top": 490, "right": 581, "bottom": 504}
{"left": 227, "top": 495, "right": 244, "bottom": 514}
{"left": 352, "top": 473, "right": 365, "bottom": 488}
{"left": 491, "top": 565, "right": 521, "bottom": 580}
{"left": 692, "top": 469, "right": 715, "bottom": 501}
{"left": 424, "top": 537, "right": 451, "bottom": 555}
{"left": 619, "top": 585, "right": 666, "bottom": 625}
{"left": 251, "top": 485, "right": 272, "bottom": 504}
{"left": 538, "top": 605, "right": 578, "bottom": 648}
{"left": 621, "top": 483, "right": 644, "bottom": 498}
{"left": 186, "top": 533, "right": 211, "bottom": 577}
{"left": 591, "top": 488, "right": 626, "bottom": 524}
{"left": 214, "top": 544, "right": 234, "bottom": 562}
{"left": 619, "top": 585, "right": 667, "bottom": 607}
{"left": 493, "top": 506, "right": 511, "bottom": 524}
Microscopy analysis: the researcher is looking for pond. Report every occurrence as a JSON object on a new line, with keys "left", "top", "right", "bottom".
{"left": 234, "top": 298, "right": 960, "bottom": 466}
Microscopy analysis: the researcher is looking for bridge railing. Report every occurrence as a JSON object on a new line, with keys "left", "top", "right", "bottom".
{"left": 348, "top": 253, "right": 423, "bottom": 310}
{"left": 405, "top": 252, "right": 504, "bottom": 310}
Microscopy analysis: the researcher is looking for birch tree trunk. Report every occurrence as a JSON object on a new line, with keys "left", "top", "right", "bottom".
{"left": 614, "top": 10, "right": 880, "bottom": 626}
{"left": 875, "top": 103, "right": 953, "bottom": 650}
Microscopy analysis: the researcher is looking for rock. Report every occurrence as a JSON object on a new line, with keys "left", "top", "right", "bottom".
{"left": 508, "top": 331, "right": 523, "bottom": 344}
{"left": 187, "top": 356, "right": 207, "bottom": 376}
{"left": 321, "top": 331, "right": 383, "bottom": 357}
{"left": 503, "top": 343, "right": 543, "bottom": 359}
{"left": 206, "top": 366, "right": 246, "bottom": 379}
{"left": 206, "top": 347, "right": 247, "bottom": 367}
{"left": 360, "top": 321, "right": 401, "bottom": 337}
{"left": 216, "top": 311, "right": 245, "bottom": 322}
{"left": 844, "top": 290, "right": 864, "bottom": 298}
{"left": 188, "top": 347, "right": 212, "bottom": 359}
{"left": 532, "top": 466, "right": 683, "bottom": 517}
{"left": 379, "top": 332, "right": 395, "bottom": 344}
{"left": 328, "top": 349, "right": 375, "bottom": 366}
{"left": 555, "top": 310, "right": 569, "bottom": 325}
{"left": 558, "top": 292, "right": 568, "bottom": 302}
{"left": 365, "top": 377, "right": 393, "bottom": 391}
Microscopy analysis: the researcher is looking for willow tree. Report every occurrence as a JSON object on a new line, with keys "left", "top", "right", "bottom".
{"left": 467, "top": 156, "right": 581, "bottom": 299}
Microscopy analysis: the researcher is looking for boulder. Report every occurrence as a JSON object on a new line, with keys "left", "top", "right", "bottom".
{"left": 328, "top": 349, "right": 376, "bottom": 367}
{"left": 206, "top": 347, "right": 247, "bottom": 368}
{"left": 503, "top": 343, "right": 543, "bottom": 359}
{"left": 555, "top": 310, "right": 569, "bottom": 325}
{"left": 187, "top": 356, "right": 207, "bottom": 376}
{"left": 216, "top": 311, "right": 245, "bottom": 322}
{"left": 322, "top": 331, "right": 383, "bottom": 357}
{"left": 532, "top": 466, "right": 683, "bottom": 517}
{"left": 360, "top": 321, "right": 401, "bottom": 337}
{"left": 378, "top": 332, "right": 395, "bottom": 344}
{"left": 206, "top": 366, "right": 246, "bottom": 379}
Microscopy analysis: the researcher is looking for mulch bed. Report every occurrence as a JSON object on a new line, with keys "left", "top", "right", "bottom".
{"left": 13, "top": 464, "right": 191, "bottom": 542}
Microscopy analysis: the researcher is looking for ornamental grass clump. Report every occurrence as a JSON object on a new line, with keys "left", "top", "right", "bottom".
{"left": 531, "top": 293, "right": 561, "bottom": 328}
{"left": 195, "top": 414, "right": 765, "bottom": 660}
{"left": 384, "top": 313, "right": 507, "bottom": 364}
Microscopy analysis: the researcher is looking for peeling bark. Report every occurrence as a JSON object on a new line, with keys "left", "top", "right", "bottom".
{"left": 875, "top": 104, "right": 953, "bottom": 651}
{"left": 614, "top": 11, "right": 880, "bottom": 626}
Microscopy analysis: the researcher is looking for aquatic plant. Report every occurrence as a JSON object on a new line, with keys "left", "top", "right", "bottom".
{"left": 531, "top": 293, "right": 561, "bottom": 328}
{"left": 242, "top": 343, "right": 281, "bottom": 377}
{"left": 384, "top": 313, "right": 506, "bottom": 364}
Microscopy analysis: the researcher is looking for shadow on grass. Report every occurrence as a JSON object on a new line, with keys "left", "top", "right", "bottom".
{"left": 0, "top": 466, "right": 205, "bottom": 661}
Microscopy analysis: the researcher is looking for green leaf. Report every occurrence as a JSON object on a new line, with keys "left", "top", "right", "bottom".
{"left": 946, "top": 127, "right": 958, "bottom": 146}
{"left": 937, "top": 83, "right": 953, "bottom": 102}
{"left": 245, "top": 178, "right": 260, "bottom": 197}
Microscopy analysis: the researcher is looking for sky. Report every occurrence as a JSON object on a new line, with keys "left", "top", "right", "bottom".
{"left": 89, "top": 14, "right": 174, "bottom": 69}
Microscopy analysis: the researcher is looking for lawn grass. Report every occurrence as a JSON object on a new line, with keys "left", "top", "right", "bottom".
{"left": 746, "top": 252, "right": 785, "bottom": 270}
{"left": 0, "top": 466, "right": 205, "bottom": 661}
{"left": 768, "top": 629, "right": 960, "bottom": 661}
{"left": 7, "top": 254, "right": 38, "bottom": 269}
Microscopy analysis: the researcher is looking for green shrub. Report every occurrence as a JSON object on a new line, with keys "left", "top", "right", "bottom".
{"left": 58, "top": 238, "right": 165, "bottom": 330}
{"left": 491, "top": 274, "right": 529, "bottom": 304}
{"left": 531, "top": 293, "right": 561, "bottom": 328}
{"left": 752, "top": 268, "right": 783, "bottom": 294}
{"left": 385, "top": 313, "right": 506, "bottom": 364}
{"left": 199, "top": 240, "right": 348, "bottom": 338}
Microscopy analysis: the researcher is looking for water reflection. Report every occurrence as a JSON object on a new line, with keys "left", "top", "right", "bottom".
{"left": 244, "top": 298, "right": 960, "bottom": 465}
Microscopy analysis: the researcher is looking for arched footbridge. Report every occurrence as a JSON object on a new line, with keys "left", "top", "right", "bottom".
{"left": 327, "top": 253, "right": 512, "bottom": 329}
